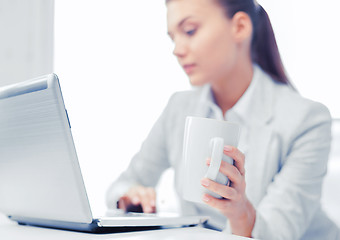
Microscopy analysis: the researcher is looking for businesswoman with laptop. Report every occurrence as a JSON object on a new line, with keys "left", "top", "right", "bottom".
{"left": 106, "top": 0, "right": 340, "bottom": 239}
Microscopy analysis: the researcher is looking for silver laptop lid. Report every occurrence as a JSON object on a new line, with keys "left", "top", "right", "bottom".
{"left": 0, "top": 74, "right": 93, "bottom": 224}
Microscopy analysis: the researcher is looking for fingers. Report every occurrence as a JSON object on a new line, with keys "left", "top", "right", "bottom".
{"left": 120, "top": 186, "right": 156, "bottom": 213}
{"left": 118, "top": 195, "right": 132, "bottom": 211}
{"left": 204, "top": 146, "right": 246, "bottom": 198}
{"left": 223, "top": 146, "right": 245, "bottom": 176}
{"left": 202, "top": 193, "right": 230, "bottom": 212}
{"left": 138, "top": 187, "right": 156, "bottom": 213}
{"left": 201, "top": 178, "right": 237, "bottom": 200}
{"left": 206, "top": 157, "right": 242, "bottom": 184}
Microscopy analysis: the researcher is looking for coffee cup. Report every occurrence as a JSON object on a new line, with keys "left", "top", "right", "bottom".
{"left": 182, "top": 116, "right": 240, "bottom": 204}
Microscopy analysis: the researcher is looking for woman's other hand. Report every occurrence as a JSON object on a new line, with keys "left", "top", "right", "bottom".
{"left": 118, "top": 185, "right": 156, "bottom": 213}
{"left": 201, "top": 145, "right": 255, "bottom": 237}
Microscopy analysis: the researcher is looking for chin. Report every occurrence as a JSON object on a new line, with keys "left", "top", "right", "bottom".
{"left": 188, "top": 75, "right": 207, "bottom": 87}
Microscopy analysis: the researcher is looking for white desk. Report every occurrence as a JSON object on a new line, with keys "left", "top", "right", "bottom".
{"left": 0, "top": 214, "right": 250, "bottom": 240}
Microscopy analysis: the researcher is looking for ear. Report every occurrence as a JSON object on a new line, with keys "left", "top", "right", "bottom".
{"left": 231, "top": 12, "right": 253, "bottom": 43}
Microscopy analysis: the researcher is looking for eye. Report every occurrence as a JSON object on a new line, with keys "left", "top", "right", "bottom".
{"left": 186, "top": 29, "right": 196, "bottom": 36}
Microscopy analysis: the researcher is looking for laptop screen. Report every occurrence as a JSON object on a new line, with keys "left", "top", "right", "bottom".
{"left": 0, "top": 74, "right": 93, "bottom": 224}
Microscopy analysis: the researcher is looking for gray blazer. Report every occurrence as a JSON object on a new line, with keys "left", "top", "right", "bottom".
{"left": 107, "top": 66, "right": 340, "bottom": 239}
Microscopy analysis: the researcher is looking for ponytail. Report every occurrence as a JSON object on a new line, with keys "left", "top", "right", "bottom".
{"left": 251, "top": 5, "right": 290, "bottom": 85}
{"left": 216, "top": 0, "right": 291, "bottom": 86}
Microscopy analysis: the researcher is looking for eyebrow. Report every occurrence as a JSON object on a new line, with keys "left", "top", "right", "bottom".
{"left": 167, "top": 16, "right": 193, "bottom": 37}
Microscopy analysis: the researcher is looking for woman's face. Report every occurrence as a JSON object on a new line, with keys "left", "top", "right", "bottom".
{"left": 167, "top": 0, "right": 238, "bottom": 86}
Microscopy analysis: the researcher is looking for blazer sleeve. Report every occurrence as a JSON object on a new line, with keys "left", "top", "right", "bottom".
{"left": 252, "top": 102, "right": 332, "bottom": 239}
{"left": 105, "top": 95, "right": 175, "bottom": 208}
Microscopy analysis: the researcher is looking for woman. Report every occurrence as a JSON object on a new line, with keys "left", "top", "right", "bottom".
{"left": 106, "top": 0, "right": 340, "bottom": 239}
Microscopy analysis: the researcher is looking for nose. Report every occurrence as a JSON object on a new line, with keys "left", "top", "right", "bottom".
{"left": 172, "top": 40, "right": 187, "bottom": 58}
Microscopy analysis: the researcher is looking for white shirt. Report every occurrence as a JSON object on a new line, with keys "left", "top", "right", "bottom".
{"left": 200, "top": 65, "right": 259, "bottom": 159}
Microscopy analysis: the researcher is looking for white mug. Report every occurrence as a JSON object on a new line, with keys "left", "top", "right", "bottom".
{"left": 182, "top": 116, "right": 240, "bottom": 204}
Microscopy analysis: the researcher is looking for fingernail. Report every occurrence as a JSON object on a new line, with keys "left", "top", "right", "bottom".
{"left": 132, "top": 197, "right": 140, "bottom": 205}
{"left": 206, "top": 158, "right": 211, "bottom": 165}
{"left": 150, "top": 200, "right": 156, "bottom": 207}
{"left": 144, "top": 206, "right": 152, "bottom": 213}
{"left": 224, "top": 146, "right": 232, "bottom": 152}
{"left": 202, "top": 195, "right": 210, "bottom": 202}
{"left": 201, "top": 178, "right": 209, "bottom": 187}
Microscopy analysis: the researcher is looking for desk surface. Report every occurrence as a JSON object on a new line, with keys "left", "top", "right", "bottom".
{"left": 0, "top": 214, "right": 250, "bottom": 240}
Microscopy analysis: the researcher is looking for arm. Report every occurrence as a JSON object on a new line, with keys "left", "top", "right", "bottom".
{"left": 251, "top": 103, "right": 332, "bottom": 239}
{"left": 106, "top": 96, "right": 174, "bottom": 211}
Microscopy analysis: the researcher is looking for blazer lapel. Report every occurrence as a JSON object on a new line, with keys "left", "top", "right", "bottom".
{"left": 242, "top": 69, "right": 278, "bottom": 206}
{"left": 245, "top": 126, "right": 274, "bottom": 206}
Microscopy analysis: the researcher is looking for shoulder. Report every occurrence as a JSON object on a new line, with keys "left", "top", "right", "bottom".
{"left": 272, "top": 81, "right": 331, "bottom": 124}
{"left": 158, "top": 88, "right": 204, "bottom": 137}
{"left": 253, "top": 66, "right": 331, "bottom": 124}
{"left": 253, "top": 67, "right": 332, "bottom": 137}
{"left": 164, "top": 87, "right": 203, "bottom": 113}
{"left": 156, "top": 88, "right": 204, "bottom": 128}
{"left": 168, "top": 88, "right": 202, "bottom": 104}
{"left": 259, "top": 75, "right": 332, "bottom": 144}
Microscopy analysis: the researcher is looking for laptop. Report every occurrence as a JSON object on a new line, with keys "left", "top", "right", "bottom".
{"left": 0, "top": 74, "right": 209, "bottom": 233}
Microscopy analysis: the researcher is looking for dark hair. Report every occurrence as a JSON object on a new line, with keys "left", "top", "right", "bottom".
{"left": 216, "top": 0, "right": 291, "bottom": 85}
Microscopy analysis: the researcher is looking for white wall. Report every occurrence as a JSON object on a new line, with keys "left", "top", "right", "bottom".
{"left": 0, "top": 0, "right": 54, "bottom": 87}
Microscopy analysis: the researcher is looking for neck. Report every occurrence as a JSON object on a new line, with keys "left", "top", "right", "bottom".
{"left": 211, "top": 60, "right": 253, "bottom": 116}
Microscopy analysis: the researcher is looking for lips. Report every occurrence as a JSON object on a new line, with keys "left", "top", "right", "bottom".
{"left": 182, "top": 64, "right": 196, "bottom": 74}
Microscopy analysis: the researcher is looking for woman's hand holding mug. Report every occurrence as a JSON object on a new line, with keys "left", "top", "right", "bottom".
{"left": 182, "top": 117, "right": 255, "bottom": 236}
{"left": 201, "top": 145, "right": 256, "bottom": 237}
